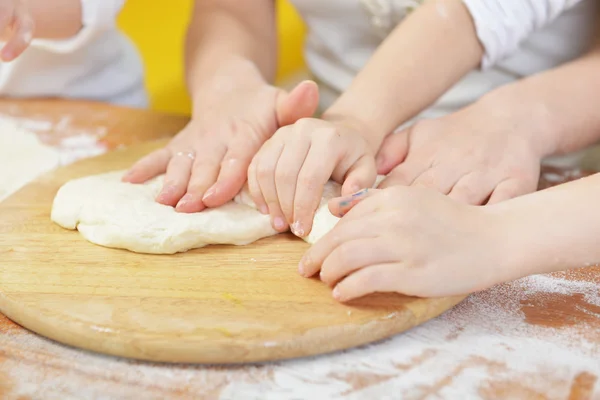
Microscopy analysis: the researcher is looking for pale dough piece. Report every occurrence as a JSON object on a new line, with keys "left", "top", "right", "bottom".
{"left": 51, "top": 170, "right": 385, "bottom": 254}
{"left": 0, "top": 118, "right": 60, "bottom": 202}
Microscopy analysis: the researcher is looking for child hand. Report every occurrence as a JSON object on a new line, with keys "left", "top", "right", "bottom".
{"left": 248, "top": 117, "right": 377, "bottom": 236}
{"left": 300, "top": 186, "right": 514, "bottom": 301}
{"left": 375, "top": 100, "right": 547, "bottom": 205}
{"left": 123, "top": 77, "right": 319, "bottom": 213}
{"left": 0, "top": 0, "right": 34, "bottom": 61}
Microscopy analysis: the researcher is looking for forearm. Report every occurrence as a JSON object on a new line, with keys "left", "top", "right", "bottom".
{"left": 323, "top": 0, "right": 483, "bottom": 151}
{"left": 477, "top": 50, "right": 600, "bottom": 158}
{"left": 185, "top": 0, "right": 277, "bottom": 113}
{"left": 491, "top": 173, "right": 600, "bottom": 279}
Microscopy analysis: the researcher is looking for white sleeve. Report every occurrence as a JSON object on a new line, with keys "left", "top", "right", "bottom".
{"left": 462, "top": 0, "right": 584, "bottom": 69}
{"left": 32, "top": 0, "right": 126, "bottom": 53}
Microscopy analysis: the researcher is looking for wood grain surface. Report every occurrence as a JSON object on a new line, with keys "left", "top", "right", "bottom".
{"left": 0, "top": 99, "right": 599, "bottom": 399}
{"left": 0, "top": 106, "right": 465, "bottom": 364}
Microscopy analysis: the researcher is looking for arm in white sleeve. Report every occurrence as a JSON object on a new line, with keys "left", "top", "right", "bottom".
{"left": 462, "top": 0, "right": 584, "bottom": 69}
{"left": 33, "top": 0, "right": 126, "bottom": 53}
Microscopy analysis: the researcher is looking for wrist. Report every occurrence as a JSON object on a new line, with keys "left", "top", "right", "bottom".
{"left": 190, "top": 57, "right": 267, "bottom": 116}
{"left": 481, "top": 203, "right": 546, "bottom": 283}
{"left": 321, "top": 106, "right": 387, "bottom": 154}
{"left": 476, "top": 85, "right": 559, "bottom": 158}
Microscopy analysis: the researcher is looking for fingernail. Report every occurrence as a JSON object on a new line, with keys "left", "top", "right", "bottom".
{"left": 332, "top": 286, "right": 342, "bottom": 300}
{"left": 350, "top": 185, "right": 361, "bottom": 194}
{"left": 156, "top": 186, "right": 175, "bottom": 202}
{"left": 298, "top": 255, "right": 311, "bottom": 276}
{"left": 376, "top": 156, "right": 385, "bottom": 169}
{"left": 274, "top": 217, "right": 286, "bottom": 231}
{"left": 291, "top": 221, "right": 305, "bottom": 237}
{"left": 259, "top": 204, "right": 269, "bottom": 215}
{"left": 298, "top": 260, "right": 305, "bottom": 276}
{"left": 351, "top": 188, "right": 369, "bottom": 197}
{"left": 177, "top": 193, "right": 193, "bottom": 208}
{"left": 2, "top": 51, "right": 13, "bottom": 61}
{"left": 202, "top": 186, "right": 216, "bottom": 202}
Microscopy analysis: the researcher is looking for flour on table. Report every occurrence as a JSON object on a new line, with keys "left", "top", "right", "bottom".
{"left": 0, "top": 118, "right": 60, "bottom": 202}
{"left": 51, "top": 171, "right": 384, "bottom": 254}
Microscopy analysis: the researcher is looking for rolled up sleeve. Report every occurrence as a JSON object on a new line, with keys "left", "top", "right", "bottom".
{"left": 33, "top": 0, "right": 126, "bottom": 53}
{"left": 463, "top": 0, "right": 584, "bottom": 69}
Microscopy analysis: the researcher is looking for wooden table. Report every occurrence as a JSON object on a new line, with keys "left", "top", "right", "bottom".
{"left": 1, "top": 99, "right": 599, "bottom": 400}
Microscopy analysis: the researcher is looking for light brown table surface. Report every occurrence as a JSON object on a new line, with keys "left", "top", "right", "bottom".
{"left": 0, "top": 99, "right": 599, "bottom": 400}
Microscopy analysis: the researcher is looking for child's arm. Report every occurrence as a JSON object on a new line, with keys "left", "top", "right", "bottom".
{"left": 322, "top": 0, "right": 483, "bottom": 152}
{"left": 299, "top": 172, "right": 600, "bottom": 301}
{"left": 490, "top": 173, "right": 600, "bottom": 279}
{"left": 324, "top": 0, "right": 588, "bottom": 151}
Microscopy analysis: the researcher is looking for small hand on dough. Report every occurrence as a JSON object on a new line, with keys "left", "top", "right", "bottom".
{"left": 300, "top": 185, "right": 513, "bottom": 301}
{"left": 248, "top": 113, "right": 377, "bottom": 238}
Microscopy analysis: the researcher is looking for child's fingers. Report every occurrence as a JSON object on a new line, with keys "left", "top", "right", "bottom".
{"left": 247, "top": 158, "right": 268, "bottom": 215}
{"left": 332, "top": 263, "right": 401, "bottom": 302}
{"left": 299, "top": 217, "right": 377, "bottom": 277}
{"left": 328, "top": 187, "right": 380, "bottom": 218}
{"left": 487, "top": 178, "right": 532, "bottom": 205}
{"left": 201, "top": 144, "right": 255, "bottom": 208}
{"left": 291, "top": 143, "right": 336, "bottom": 238}
{"left": 411, "top": 165, "right": 461, "bottom": 195}
{"left": 256, "top": 143, "right": 288, "bottom": 232}
{"left": 276, "top": 80, "right": 320, "bottom": 127}
{"left": 340, "top": 154, "right": 377, "bottom": 196}
{"left": 375, "top": 131, "right": 409, "bottom": 175}
{"left": 175, "top": 147, "right": 225, "bottom": 213}
{"left": 447, "top": 172, "right": 495, "bottom": 205}
{"left": 274, "top": 136, "right": 311, "bottom": 224}
{"left": 1, "top": 3, "right": 33, "bottom": 62}
{"left": 377, "top": 158, "right": 427, "bottom": 189}
{"left": 122, "top": 148, "right": 171, "bottom": 183}
{"left": 320, "top": 237, "right": 396, "bottom": 287}
{"left": 156, "top": 151, "right": 195, "bottom": 207}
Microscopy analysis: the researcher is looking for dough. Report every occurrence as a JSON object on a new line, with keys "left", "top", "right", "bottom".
{"left": 52, "top": 170, "right": 381, "bottom": 254}
{"left": 0, "top": 118, "right": 60, "bottom": 202}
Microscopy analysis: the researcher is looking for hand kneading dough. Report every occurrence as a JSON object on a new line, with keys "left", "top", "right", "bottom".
{"left": 51, "top": 170, "right": 383, "bottom": 254}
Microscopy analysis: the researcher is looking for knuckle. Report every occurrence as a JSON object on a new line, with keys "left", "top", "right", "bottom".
{"left": 298, "top": 173, "right": 322, "bottom": 191}
{"left": 294, "top": 118, "right": 314, "bottom": 130}
{"left": 275, "top": 168, "right": 296, "bottom": 183}
{"left": 333, "top": 242, "right": 354, "bottom": 267}
{"left": 257, "top": 165, "right": 273, "bottom": 181}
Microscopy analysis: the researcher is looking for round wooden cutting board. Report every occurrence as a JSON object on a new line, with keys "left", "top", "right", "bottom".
{"left": 0, "top": 140, "right": 466, "bottom": 364}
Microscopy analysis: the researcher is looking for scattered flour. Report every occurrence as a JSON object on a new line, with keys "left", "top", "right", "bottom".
{"left": 0, "top": 112, "right": 598, "bottom": 398}
{"left": 1, "top": 271, "right": 599, "bottom": 399}
{"left": 0, "top": 114, "right": 107, "bottom": 202}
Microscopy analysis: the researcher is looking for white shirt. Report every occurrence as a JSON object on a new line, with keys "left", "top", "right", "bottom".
{"left": 0, "top": 0, "right": 147, "bottom": 108}
{"left": 290, "top": 0, "right": 598, "bottom": 122}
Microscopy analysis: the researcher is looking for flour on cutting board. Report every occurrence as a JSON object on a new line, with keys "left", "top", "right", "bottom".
{"left": 1, "top": 271, "right": 599, "bottom": 399}
{"left": 0, "top": 118, "right": 60, "bottom": 202}
{"left": 0, "top": 114, "right": 107, "bottom": 202}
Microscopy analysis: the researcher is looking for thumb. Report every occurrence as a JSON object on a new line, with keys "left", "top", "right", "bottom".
{"left": 340, "top": 155, "right": 377, "bottom": 197}
{"left": 375, "top": 130, "right": 410, "bottom": 175}
{"left": 328, "top": 187, "right": 382, "bottom": 218}
{"left": 276, "top": 80, "right": 320, "bottom": 127}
